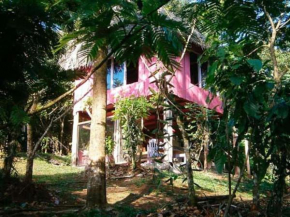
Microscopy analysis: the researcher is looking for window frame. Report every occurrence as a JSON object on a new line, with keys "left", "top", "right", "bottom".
{"left": 107, "top": 59, "right": 127, "bottom": 90}
{"left": 189, "top": 52, "right": 206, "bottom": 88}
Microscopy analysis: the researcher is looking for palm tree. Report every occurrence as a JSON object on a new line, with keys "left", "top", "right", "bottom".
{"left": 59, "top": 0, "right": 184, "bottom": 208}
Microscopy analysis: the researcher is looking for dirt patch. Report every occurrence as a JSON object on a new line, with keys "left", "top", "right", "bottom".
{"left": 70, "top": 176, "right": 176, "bottom": 210}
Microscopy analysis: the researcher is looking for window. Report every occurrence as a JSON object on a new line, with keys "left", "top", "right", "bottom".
{"left": 201, "top": 62, "right": 207, "bottom": 88}
{"left": 190, "top": 52, "right": 199, "bottom": 85}
{"left": 190, "top": 52, "right": 207, "bottom": 87}
{"left": 126, "top": 62, "right": 138, "bottom": 84}
{"left": 106, "top": 59, "right": 138, "bottom": 90}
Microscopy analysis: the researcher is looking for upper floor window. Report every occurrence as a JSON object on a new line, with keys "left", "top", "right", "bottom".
{"left": 190, "top": 53, "right": 199, "bottom": 85}
{"left": 107, "top": 59, "right": 138, "bottom": 90}
{"left": 190, "top": 52, "right": 207, "bottom": 88}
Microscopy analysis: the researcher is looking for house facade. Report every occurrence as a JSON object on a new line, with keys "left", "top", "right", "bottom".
{"left": 71, "top": 45, "right": 223, "bottom": 166}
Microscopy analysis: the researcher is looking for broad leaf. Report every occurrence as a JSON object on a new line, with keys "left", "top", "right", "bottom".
{"left": 247, "top": 59, "right": 262, "bottom": 72}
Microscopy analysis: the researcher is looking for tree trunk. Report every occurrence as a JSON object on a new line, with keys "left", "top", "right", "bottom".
{"left": 252, "top": 170, "right": 260, "bottom": 209}
{"left": 267, "top": 146, "right": 287, "bottom": 217}
{"left": 245, "top": 140, "right": 251, "bottom": 176}
{"left": 3, "top": 136, "right": 17, "bottom": 180}
{"left": 132, "top": 150, "right": 136, "bottom": 170}
{"left": 59, "top": 118, "right": 64, "bottom": 155}
{"left": 86, "top": 50, "right": 107, "bottom": 208}
{"left": 176, "top": 116, "right": 196, "bottom": 206}
{"left": 24, "top": 95, "right": 38, "bottom": 183}
{"left": 24, "top": 123, "right": 34, "bottom": 183}
{"left": 25, "top": 155, "right": 34, "bottom": 183}
{"left": 184, "top": 137, "right": 196, "bottom": 206}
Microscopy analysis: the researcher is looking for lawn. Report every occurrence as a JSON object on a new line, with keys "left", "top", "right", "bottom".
{"left": 0, "top": 153, "right": 276, "bottom": 216}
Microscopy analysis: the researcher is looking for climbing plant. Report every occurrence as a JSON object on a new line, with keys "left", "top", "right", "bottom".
{"left": 113, "top": 96, "right": 152, "bottom": 170}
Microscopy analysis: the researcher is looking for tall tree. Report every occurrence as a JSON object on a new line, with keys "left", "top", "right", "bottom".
{"left": 182, "top": 0, "right": 290, "bottom": 215}
{"left": 59, "top": 0, "right": 184, "bottom": 208}
{"left": 0, "top": 0, "right": 77, "bottom": 182}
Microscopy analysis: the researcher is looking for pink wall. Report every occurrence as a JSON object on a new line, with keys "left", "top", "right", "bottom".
{"left": 73, "top": 53, "right": 223, "bottom": 115}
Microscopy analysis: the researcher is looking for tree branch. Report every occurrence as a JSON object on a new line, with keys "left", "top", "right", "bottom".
{"left": 264, "top": 7, "right": 280, "bottom": 83}
{"left": 279, "top": 17, "right": 290, "bottom": 29}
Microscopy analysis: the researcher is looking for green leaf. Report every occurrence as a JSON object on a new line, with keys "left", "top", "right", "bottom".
{"left": 208, "top": 61, "right": 218, "bottom": 75}
{"left": 273, "top": 103, "right": 289, "bottom": 119}
{"left": 253, "top": 84, "right": 266, "bottom": 97}
{"left": 243, "top": 101, "right": 260, "bottom": 119}
{"left": 266, "top": 81, "right": 275, "bottom": 90}
{"left": 232, "top": 64, "right": 241, "bottom": 69}
{"left": 217, "top": 47, "right": 225, "bottom": 59}
{"left": 247, "top": 59, "right": 262, "bottom": 72}
{"left": 257, "top": 161, "right": 269, "bottom": 182}
{"left": 214, "top": 151, "right": 227, "bottom": 174}
{"left": 230, "top": 76, "right": 243, "bottom": 85}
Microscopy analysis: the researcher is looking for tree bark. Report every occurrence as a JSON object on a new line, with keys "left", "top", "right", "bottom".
{"left": 86, "top": 49, "right": 107, "bottom": 208}
{"left": 3, "top": 136, "right": 17, "bottom": 180}
{"left": 24, "top": 96, "right": 38, "bottom": 183}
{"left": 24, "top": 123, "right": 34, "bottom": 183}
{"left": 268, "top": 146, "right": 287, "bottom": 217}
{"left": 252, "top": 170, "right": 260, "bottom": 209}
{"left": 132, "top": 150, "right": 136, "bottom": 170}
{"left": 176, "top": 116, "right": 196, "bottom": 206}
{"left": 245, "top": 140, "right": 251, "bottom": 176}
{"left": 59, "top": 118, "right": 64, "bottom": 155}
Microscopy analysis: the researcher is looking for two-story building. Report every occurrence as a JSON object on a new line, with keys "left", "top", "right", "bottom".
{"left": 66, "top": 44, "right": 222, "bottom": 166}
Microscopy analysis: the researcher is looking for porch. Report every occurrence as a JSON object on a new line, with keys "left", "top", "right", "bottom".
{"left": 71, "top": 104, "right": 186, "bottom": 167}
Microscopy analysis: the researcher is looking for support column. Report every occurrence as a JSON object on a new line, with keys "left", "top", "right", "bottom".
{"left": 113, "top": 120, "right": 124, "bottom": 164}
{"left": 71, "top": 112, "right": 79, "bottom": 166}
{"left": 163, "top": 108, "right": 173, "bottom": 162}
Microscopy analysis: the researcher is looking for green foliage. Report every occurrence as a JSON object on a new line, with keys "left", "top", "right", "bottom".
{"left": 105, "top": 136, "right": 115, "bottom": 155}
{"left": 0, "top": 0, "right": 76, "bottom": 152}
{"left": 57, "top": 0, "right": 184, "bottom": 70}
{"left": 184, "top": 0, "right": 290, "bottom": 212}
{"left": 113, "top": 96, "right": 152, "bottom": 166}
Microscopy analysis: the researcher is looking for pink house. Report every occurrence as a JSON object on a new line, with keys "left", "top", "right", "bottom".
{"left": 71, "top": 45, "right": 222, "bottom": 166}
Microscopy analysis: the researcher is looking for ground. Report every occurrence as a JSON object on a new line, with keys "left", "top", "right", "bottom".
{"left": 0, "top": 153, "right": 287, "bottom": 217}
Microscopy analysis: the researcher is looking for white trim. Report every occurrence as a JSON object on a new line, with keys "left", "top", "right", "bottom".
{"left": 78, "top": 120, "right": 91, "bottom": 125}
{"left": 108, "top": 59, "right": 127, "bottom": 89}
{"left": 110, "top": 58, "right": 114, "bottom": 89}
{"left": 163, "top": 105, "right": 173, "bottom": 162}
{"left": 71, "top": 112, "right": 79, "bottom": 166}
{"left": 124, "top": 62, "right": 127, "bottom": 86}
{"left": 198, "top": 63, "right": 202, "bottom": 88}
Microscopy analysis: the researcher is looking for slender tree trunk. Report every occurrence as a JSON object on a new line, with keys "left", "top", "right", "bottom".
{"left": 3, "top": 135, "right": 17, "bottom": 180}
{"left": 252, "top": 170, "right": 260, "bottom": 209}
{"left": 224, "top": 165, "right": 244, "bottom": 217}
{"left": 59, "top": 118, "right": 64, "bottom": 155}
{"left": 227, "top": 136, "right": 232, "bottom": 197}
{"left": 24, "top": 95, "right": 38, "bottom": 183}
{"left": 86, "top": 49, "right": 107, "bottom": 208}
{"left": 177, "top": 116, "right": 196, "bottom": 206}
{"left": 268, "top": 146, "right": 287, "bottom": 217}
{"left": 25, "top": 123, "right": 34, "bottom": 183}
{"left": 252, "top": 142, "right": 261, "bottom": 209}
{"left": 203, "top": 129, "right": 210, "bottom": 171}
{"left": 245, "top": 140, "right": 251, "bottom": 176}
{"left": 132, "top": 150, "right": 136, "bottom": 170}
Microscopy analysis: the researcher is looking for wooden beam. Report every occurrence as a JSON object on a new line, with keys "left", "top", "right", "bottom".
{"left": 71, "top": 112, "right": 79, "bottom": 166}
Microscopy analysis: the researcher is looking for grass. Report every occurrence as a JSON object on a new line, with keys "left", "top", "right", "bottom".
{"left": 0, "top": 152, "right": 278, "bottom": 215}
{"left": 10, "top": 153, "right": 82, "bottom": 185}
{"left": 153, "top": 168, "right": 273, "bottom": 201}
